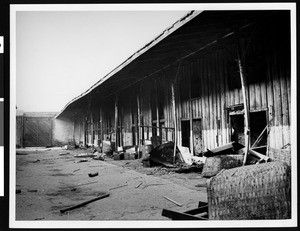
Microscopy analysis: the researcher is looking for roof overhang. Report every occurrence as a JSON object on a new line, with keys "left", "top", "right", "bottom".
{"left": 56, "top": 10, "right": 283, "bottom": 118}
{"left": 55, "top": 10, "right": 202, "bottom": 118}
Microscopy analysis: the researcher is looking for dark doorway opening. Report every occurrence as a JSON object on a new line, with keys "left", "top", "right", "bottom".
{"left": 230, "top": 110, "right": 267, "bottom": 154}
{"left": 181, "top": 120, "right": 190, "bottom": 148}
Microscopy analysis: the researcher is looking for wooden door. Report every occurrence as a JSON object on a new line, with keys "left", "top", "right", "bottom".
{"left": 193, "top": 119, "right": 203, "bottom": 155}
{"left": 24, "top": 117, "right": 52, "bottom": 147}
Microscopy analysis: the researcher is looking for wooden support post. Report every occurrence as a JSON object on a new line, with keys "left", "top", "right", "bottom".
{"left": 99, "top": 108, "right": 103, "bottom": 149}
{"left": 189, "top": 100, "right": 194, "bottom": 156}
{"left": 114, "top": 95, "right": 118, "bottom": 151}
{"left": 137, "top": 95, "right": 141, "bottom": 150}
{"left": 237, "top": 58, "right": 250, "bottom": 165}
{"left": 171, "top": 83, "right": 177, "bottom": 165}
{"left": 73, "top": 120, "right": 75, "bottom": 141}
{"left": 155, "top": 80, "right": 160, "bottom": 137}
{"left": 91, "top": 111, "right": 94, "bottom": 146}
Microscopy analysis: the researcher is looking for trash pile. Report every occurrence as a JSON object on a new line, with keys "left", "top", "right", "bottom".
{"left": 135, "top": 140, "right": 276, "bottom": 178}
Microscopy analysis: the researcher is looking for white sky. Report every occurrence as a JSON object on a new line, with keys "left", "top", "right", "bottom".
{"left": 16, "top": 10, "right": 189, "bottom": 112}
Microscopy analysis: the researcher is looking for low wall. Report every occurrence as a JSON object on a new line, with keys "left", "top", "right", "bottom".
{"left": 52, "top": 117, "right": 74, "bottom": 146}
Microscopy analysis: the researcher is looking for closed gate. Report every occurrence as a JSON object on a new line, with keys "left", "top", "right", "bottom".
{"left": 23, "top": 117, "right": 52, "bottom": 147}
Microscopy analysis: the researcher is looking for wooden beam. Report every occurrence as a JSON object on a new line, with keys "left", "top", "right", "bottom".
{"left": 60, "top": 193, "right": 110, "bottom": 213}
{"left": 237, "top": 58, "right": 250, "bottom": 165}
{"left": 249, "top": 149, "right": 270, "bottom": 162}
{"left": 171, "top": 83, "right": 177, "bottom": 165}
{"left": 136, "top": 95, "right": 141, "bottom": 149}
{"left": 184, "top": 205, "right": 208, "bottom": 215}
{"left": 114, "top": 95, "right": 118, "bottom": 150}
{"left": 251, "top": 118, "right": 273, "bottom": 148}
{"left": 162, "top": 209, "right": 207, "bottom": 220}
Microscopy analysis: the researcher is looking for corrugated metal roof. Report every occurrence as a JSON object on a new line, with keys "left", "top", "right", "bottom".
{"left": 56, "top": 10, "right": 278, "bottom": 118}
{"left": 55, "top": 10, "right": 202, "bottom": 118}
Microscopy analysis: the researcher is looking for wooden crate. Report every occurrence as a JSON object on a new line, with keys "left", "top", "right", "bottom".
{"left": 207, "top": 162, "right": 291, "bottom": 220}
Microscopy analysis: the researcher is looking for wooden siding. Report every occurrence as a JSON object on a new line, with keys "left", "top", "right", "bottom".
{"left": 71, "top": 12, "right": 290, "bottom": 152}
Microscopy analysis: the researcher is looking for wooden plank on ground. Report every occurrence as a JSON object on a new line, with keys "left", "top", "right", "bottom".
{"left": 162, "top": 209, "right": 207, "bottom": 220}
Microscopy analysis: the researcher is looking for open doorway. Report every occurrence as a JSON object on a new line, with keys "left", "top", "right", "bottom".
{"left": 230, "top": 111, "right": 268, "bottom": 154}
{"left": 181, "top": 120, "right": 190, "bottom": 148}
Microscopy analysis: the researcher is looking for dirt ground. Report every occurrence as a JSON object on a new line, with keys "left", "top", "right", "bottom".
{"left": 15, "top": 147, "right": 208, "bottom": 221}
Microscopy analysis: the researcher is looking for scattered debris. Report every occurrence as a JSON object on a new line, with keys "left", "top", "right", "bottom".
{"left": 27, "top": 189, "right": 38, "bottom": 192}
{"left": 109, "top": 184, "right": 128, "bottom": 190}
{"left": 70, "top": 188, "right": 76, "bottom": 191}
{"left": 93, "top": 156, "right": 105, "bottom": 161}
{"left": 32, "top": 159, "right": 40, "bottom": 163}
{"left": 142, "top": 183, "right": 166, "bottom": 189}
{"left": 88, "top": 172, "right": 99, "bottom": 177}
{"left": 60, "top": 192, "right": 110, "bottom": 213}
{"left": 16, "top": 189, "right": 21, "bottom": 194}
{"left": 148, "top": 142, "right": 184, "bottom": 167}
{"left": 249, "top": 149, "right": 270, "bottom": 163}
{"left": 74, "top": 153, "right": 97, "bottom": 158}
{"left": 195, "top": 182, "right": 207, "bottom": 187}
{"left": 73, "top": 181, "right": 98, "bottom": 187}
{"left": 175, "top": 164, "right": 204, "bottom": 173}
{"left": 135, "top": 182, "right": 143, "bottom": 188}
{"left": 162, "top": 202, "right": 208, "bottom": 220}
{"left": 93, "top": 152, "right": 106, "bottom": 161}
{"left": 34, "top": 217, "right": 45, "bottom": 220}
{"left": 16, "top": 152, "right": 28, "bottom": 155}
{"left": 113, "top": 152, "right": 124, "bottom": 160}
{"left": 124, "top": 153, "right": 136, "bottom": 160}
{"left": 59, "top": 152, "right": 70, "bottom": 155}
{"left": 177, "top": 146, "right": 192, "bottom": 165}
{"left": 191, "top": 156, "right": 206, "bottom": 165}
{"left": 75, "top": 159, "right": 88, "bottom": 163}
{"left": 163, "top": 196, "right": 182, "bottom": 207}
